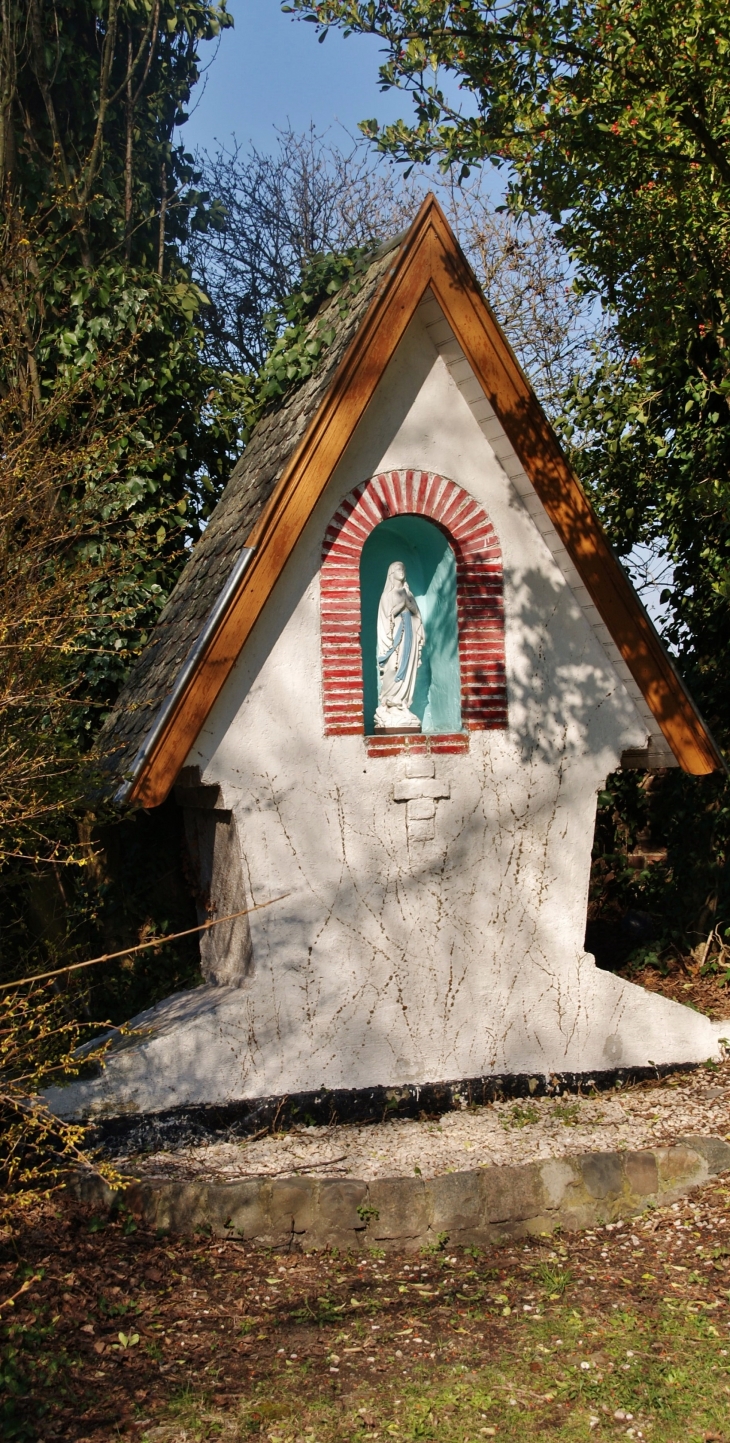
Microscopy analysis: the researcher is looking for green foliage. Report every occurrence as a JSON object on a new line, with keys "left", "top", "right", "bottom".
{"left": 589, "top": 767, "right": 730, "bottom": 949}
{"left": 0, "top": 241, "right": 225, "bottom": 993}
{"left": 0, "top": 981, "right": 122, "bottom": 1211}
{"left": 242, "top": 243, "right": 380, "bottom": 437}
{"left": 0, "top": 2, "right": 245, "bottom": 1000}
{"left": 0, "top": 0, "right": 241, "bottom": 782}
{"left": 532, "top": 1260, "right": 573, "bottom": 1296}
{"left": 356, "top": 1202, "right": 380, "bottom": 1224}
{"left": 553, "top": 1101, "right": 581, "bottom": 1126}
{"left": 1, "top": 0, "right": 232, "bottom": 268}
{"left": 0, "top": 242, "right": 245, "bottom": 777}
{"left": 289, "top": 0, "right": 730, "bottom": 942}
{"left": 501, "top": 1102, "right": 539, "bottom": 1129}
{"left": 288, "top": 0, "right": 730, "bottom": 726}
{"left": 0, "top": 1300, "right": 63, "bottom": 1442}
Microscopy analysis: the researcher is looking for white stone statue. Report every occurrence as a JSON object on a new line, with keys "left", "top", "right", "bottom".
{"left": 374, "top": 561, "right": 425, "bottom": 732}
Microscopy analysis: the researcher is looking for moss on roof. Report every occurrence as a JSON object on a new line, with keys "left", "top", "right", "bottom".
{"left": 100, "top": 239, "right": 401, "bottom": 782}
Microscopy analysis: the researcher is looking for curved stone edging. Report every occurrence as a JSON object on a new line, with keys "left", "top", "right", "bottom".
{"left": 75, "top": 1135, "right": 730, "bottom": 1253}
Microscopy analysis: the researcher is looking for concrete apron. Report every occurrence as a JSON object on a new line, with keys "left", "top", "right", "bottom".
{"left": 76, "top": 1136, "right": 730, "bottom": 1253}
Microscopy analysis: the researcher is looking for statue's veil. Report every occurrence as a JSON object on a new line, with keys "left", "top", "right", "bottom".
{"left": 377, "top": 563, "right": 405, "bottom": 653}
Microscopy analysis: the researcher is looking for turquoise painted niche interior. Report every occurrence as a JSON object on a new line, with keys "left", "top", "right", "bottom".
{"left": 360, "top": 515, "right": 461, "bottom": 734}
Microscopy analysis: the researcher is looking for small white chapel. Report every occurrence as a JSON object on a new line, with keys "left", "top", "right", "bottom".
{"left": 49, "top": 196, "right": 727, "bottom": 1128}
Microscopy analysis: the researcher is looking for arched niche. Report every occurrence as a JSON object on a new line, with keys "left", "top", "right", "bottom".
{"left": 320, "top": 469, "right": 507, "bottom": 743}
{"left": 360, "top": 515, "right": 461, "bottom": 735}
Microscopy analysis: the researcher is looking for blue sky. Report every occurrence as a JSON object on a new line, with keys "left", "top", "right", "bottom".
{"left": 183, "top": 0, "right": 417, "bottom": 155}
{"left": 179, "top": 2, "right": 670, "bottom": 631}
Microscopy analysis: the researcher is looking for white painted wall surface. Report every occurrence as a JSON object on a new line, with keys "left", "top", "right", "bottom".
{"left": 50, "top": 314, "right": 726, "bottom": 1121}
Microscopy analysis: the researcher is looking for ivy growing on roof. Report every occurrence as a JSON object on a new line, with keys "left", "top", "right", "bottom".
{"left": 242, "top": 242, "right": 381, "bottom": 437}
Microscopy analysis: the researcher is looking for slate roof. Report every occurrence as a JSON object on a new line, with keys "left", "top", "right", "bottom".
{"left": 100, "top": 240, "right": 401, "bottom": 781}
{"left": 99, "top": 194, "right": 724, "bottom": 793}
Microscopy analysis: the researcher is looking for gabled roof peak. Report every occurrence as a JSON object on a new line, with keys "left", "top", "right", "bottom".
{"left": 102, "top": 195, "right": 723, "bottom": 804}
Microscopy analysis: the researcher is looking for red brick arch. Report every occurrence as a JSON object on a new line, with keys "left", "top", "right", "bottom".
{"left": 320, "top": 469, "right": 507, "bottom": 740}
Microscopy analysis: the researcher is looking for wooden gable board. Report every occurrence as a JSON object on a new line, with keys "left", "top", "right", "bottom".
{"left": 413, "top": 289, "right": 675, "bottom": 768}
{"left": 114, "top": 194, "right": 722, "bottom": 807}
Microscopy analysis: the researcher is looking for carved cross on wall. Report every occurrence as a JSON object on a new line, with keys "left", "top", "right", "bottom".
{"left": 393, "top": 755, "right": 450, "bottom": 843}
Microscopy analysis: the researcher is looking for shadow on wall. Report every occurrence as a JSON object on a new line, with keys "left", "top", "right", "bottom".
{"left": 180, "top": 470, "right": 653, "bottom": 1081}
{"left": 499, "top": 550, "right": 650, "bottom": 984}
{"left": 501, "top": 556, "right": 644, "bottom": 772}
{"left": 182, "top": 798, "right": 253, "bottom": 987}
{"left": 491, "top": 377, "right": 649, "bottom": 771}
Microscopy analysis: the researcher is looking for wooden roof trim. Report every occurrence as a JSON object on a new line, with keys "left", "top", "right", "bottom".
{"left": 130, "top": 196, "right": 438, "bottom": 806}
{"left": 130, "top": 195, "right": 722, "bottom": 807}
{"left": 421, "top": 208, "right": 722, "bottom": 776}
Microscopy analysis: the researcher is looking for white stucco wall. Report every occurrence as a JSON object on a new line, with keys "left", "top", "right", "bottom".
{"left": 50, "top": 313, "right": 726, "bottom": 1121}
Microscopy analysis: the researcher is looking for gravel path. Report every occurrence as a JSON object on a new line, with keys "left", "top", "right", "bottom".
{"left": 125, "top": 1062, "right": 730, "bottom": 1183}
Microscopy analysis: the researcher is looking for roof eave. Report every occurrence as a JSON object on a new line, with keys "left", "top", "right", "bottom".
{"left": 123, "top": 194, "right": 723, "bottom": 805}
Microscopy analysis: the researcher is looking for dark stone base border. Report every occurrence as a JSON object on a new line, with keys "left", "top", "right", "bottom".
{"left": 91, "top": 1063, "right": 699, "bottom": 1157}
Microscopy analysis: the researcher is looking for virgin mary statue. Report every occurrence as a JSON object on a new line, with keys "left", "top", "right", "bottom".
{"left": 374, "top": 561, "right": 425, "bottom": 732}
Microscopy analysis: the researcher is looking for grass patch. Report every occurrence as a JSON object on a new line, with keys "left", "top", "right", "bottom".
{"left": 4, "top": 1173, "right": 730, "bottom": 1441}
{"left": 532, "top": 1259, "right": 574, "bottom": 1297}
{"left": 501, "top": 1103, "right": 541, "bottom": 1130}
{"left": 141, "top": 1302, "right": 730, "bottom": 1441}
